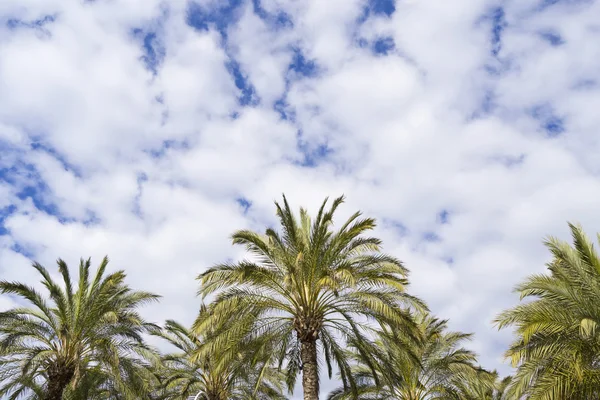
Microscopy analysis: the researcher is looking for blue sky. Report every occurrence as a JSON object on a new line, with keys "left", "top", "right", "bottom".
{"left": 2, "top": 0, "right": 600, "bottom": 397}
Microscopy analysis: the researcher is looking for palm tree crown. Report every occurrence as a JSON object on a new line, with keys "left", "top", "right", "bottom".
{"left": 496, "top": 223, "right": 600, "bottom": 399}
{"left": 328, "top": 314, "right": 484, "bottom": 400}
{"left": 195, "top": 195, "right": 424, "bottom": 400}
{"left": 0, "top": 257, "right": 160, "bottom": 400}
{"left": 152, "top": 315, "right": 286, "bottom": 400}
{"left": 454, "top": 369, "right": 511, "bottom": 400}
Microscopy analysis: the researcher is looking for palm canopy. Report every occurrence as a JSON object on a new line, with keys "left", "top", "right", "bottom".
{"left": 495, "top": 223, "right": 600, "bottom": 399}
{"left": 151, "top": 314, "right": 286, "bottom": 400}
{"left": 63, "top": 364, "right": 159, "bottom": 400}
{"left": 0, "top": 257, "right": 160, "bottom": 400}
{"left": 453, "top": 370, "right": 512, "bottom": 400}
{"left": 327, "top": 314, "right": 484, "bottom": 400}
{"left": 195, "top": 195, "right": 424, "bottom": 399}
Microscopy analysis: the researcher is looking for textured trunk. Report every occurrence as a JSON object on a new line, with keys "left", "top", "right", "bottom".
{"left": 301, "top": 340, "right": 319, "bottom": 400}
{"left": 44, "top": 363, "right": 74, "bottom": 400}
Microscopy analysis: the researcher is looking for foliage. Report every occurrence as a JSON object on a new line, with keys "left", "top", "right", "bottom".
{"left": 151, "top": 313, "right": 286, "bottom": 400}
{"left": 454, "top": 369, "right": 512, "bottom": 400}
{"left": 496, "top": 223, "right": 600, "bottom": 399}
{"left": 327, "top": 314, "right": 487, "bottom": 400}
{"left": 2, "top": 195, "right": 576, "bottom": 400}
{"left": 195, "top": 195, "right": 425, "bottom": 398}
{"left": 0, "top": 257, "right": 160, "bottom": 400}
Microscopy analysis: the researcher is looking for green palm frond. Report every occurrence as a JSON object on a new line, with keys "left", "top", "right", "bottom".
{"left": 328, "top": 313, "right": 486, "bottom": 400}
{"left": 151, "top": 316, "right": 287, "bottom": 400}
{"left": 0, "top": 256, "right": 160, "bottom": 400}
{"left": 495, "top": 223, "right": 600, "bottom": 399}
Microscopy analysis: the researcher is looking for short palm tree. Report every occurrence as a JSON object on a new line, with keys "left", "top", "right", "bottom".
{"left": 62, "top": 364, "right": 159, "bottom": 400}
{"left": 327, "top": 314, "right": 481, "bottom": 400}
{"left": 0, "top": 257, "right": 160, "bottom": 400}
{"left": 495, "top": 223, "right": 600, "bottom": 399}
{"left": 454, "top": 369, "right": 512, "bottom": 400}
{"left": 196, "top": 195, "right": 424, "bottom": 400}
{"left": 151, "top": 316, "right": 286, "bottom": 400}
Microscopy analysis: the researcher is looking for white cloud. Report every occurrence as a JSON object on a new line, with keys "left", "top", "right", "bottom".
{"left": 2, "top": 0, "right": 600, "bottom": 397}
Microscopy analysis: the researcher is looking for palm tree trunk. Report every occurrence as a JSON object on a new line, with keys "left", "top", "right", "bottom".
{"left": 45, "top": 364, "right": 74, "bottom": 400}
{"left": 301, "top": 340, "right": 319, "bottom": 400}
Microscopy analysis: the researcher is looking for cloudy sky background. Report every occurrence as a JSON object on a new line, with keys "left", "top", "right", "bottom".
{"left": 1, "top": 0, "right": 600, "bottom": 397}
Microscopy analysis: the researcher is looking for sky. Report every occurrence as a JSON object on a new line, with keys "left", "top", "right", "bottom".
{"left": 1, "top": 0, "right": 600, "bottom": 397}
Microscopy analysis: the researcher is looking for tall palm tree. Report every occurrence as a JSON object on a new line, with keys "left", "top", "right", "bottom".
{"left": 0, "top": 257, "right": 160, "bottom": 400}
{"left": 196, "top": 195, "right": 424, "bottom": 400}
{"left": 495, "top": 223, "right": 600, "bottom": 399}
{"left": 151, "top": 316, "right": 286, "bottom": 400}
{"left": 327, "top": 314, "right": 482, "bottom": 400}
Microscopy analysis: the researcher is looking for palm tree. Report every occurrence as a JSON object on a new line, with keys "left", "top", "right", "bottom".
{"left": 151, "top": 316, "right": 286, "bottom": 400}
{"left": 454, "top": 369, "right": 512, "bottom": 400}
{"left": 327, "top": 314, "right": 482, "bottom": 400}
{"left": 0, "top": 257, "right": 160, "bottom": 400}
{"left": 495, "top": 223, "right": 600, "bottom": 399}
{"left": 196, "top": 195, "right": 424, "bottom": 400}
{"left": 59, "top": 364, "right": 160, "bottom": 400}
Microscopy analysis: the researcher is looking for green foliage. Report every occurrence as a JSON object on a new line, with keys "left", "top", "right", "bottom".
{"left": 195, "top": 195, "right": 425, "bottom": 397}
{"left": 151, "top": 313, "right": 287, "bottom": 400}
{"left": 4, "top": 195, "right": 577, "bottom": 400}
{"left": 327, "top": 314, "right": 491, "bottom": 400}
{"left": 0, "top": 257, "right": 160, "bottom": 399}
{"left": 496, "top": 223, "right": 600, "bottom": 399}
{"left": 454, "top": 370, "right": 512, "bottom": 400}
